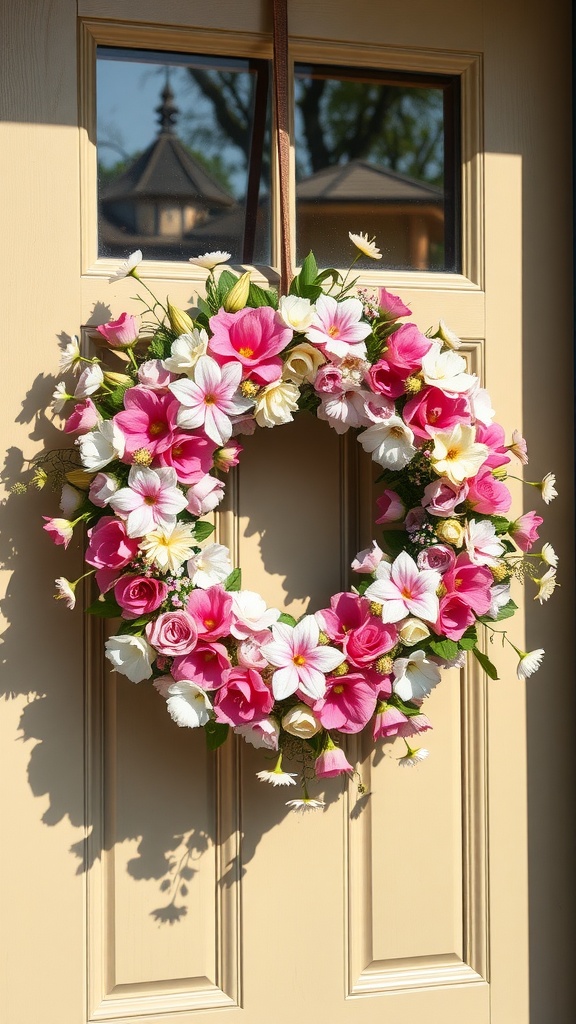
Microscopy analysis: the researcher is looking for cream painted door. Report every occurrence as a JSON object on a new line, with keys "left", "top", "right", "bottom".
{"left": 0, "top": 2, "right": 573, "bottom": 1022}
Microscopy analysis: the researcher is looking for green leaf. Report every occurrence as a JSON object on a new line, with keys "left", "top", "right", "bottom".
{"left": 478, "top": 599, "right": 518, "bottom": 623}
{"left": 247, "top": 283, "right": 275, "bottom": 308}
{"left": 147, "top": 326, "right": 174, "bottom": 361}
{"left": 490, "top": 516, "right": 511, "bottom": 534}
{"left": 472, "top": 647, "right": 500, "bottom": 680}
{"left": 194, "top": 520, "right": 215, "bottom": 542}
{"left": 277, "top": 612, "right": 297, "bottom": 626}
{"left": 86, "top": 594, "right": 122, "bottom": 618}
{"left": 299, "top": 251, "right": 318, "bottom": 287}
{"left": 380, "top": 530, "right": 410, "bottom": 560}
{"left": 196, "top": 296, "right": 212, "bottom": 318}
{"left": 223, "top": 567, "right": 242, "bottom": 591}
{"left": 205, "top": 720, "right": 229, "bottom": 750}
{"left": 217, "top": 269, "right": 239, "bottom": 301}
{"left": 458, "top": 627, "right": 478, "bottom": 650}
{"left": 429, "top": 637, "right": 459, "bottom": 661}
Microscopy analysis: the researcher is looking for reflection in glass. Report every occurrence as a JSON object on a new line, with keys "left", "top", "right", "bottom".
{"left": 97, "top": 48, "right": 271, "bottom": 264}
{"left": 294, "top": 65, "right": 460, "bottom": 272}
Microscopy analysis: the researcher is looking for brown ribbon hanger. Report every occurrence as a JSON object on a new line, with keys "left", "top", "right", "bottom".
{"left": 272, "top": 0, "right": 292, "bottom": 295}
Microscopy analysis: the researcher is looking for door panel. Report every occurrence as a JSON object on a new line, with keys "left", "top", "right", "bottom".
{"left": 0, "top": 2, "right": 573, "bottom": 1023}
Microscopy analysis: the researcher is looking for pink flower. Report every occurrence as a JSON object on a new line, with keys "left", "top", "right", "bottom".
{"left": 185, "top": 473, "right": 225, "bottom": 516}
{"left": 236, "top": 635, "right": 270, "bottom": 670}
{"left": 208, "top": 306, "right": 292, "bottom": 384}
{"left": 89, "top": 472, "right": 118, "bottom": 507}
{"left": 186, "top": 585, "right": 234, "bottom": 640}
{"left": 315, "top": 746, "right": 354, "bottom": 778}
{"left": 385, "top": 323, "right": 433, "bottom": 375}
{"left": 378, "top": 287, "right": 411, "bottom": 320}
{"left": 373, "top": 704, "right": 409, "bottom": 739}
{"left": 509, "top": 510, "right": 544, "bottom": 552}
{"left": 305, "top": 294, "right": 371, "bottom": 359}
{"left": 314, "top": 673, "right": 378, "bottom": 733}
{"left": 417, "top": 544, "right": 456, "bottom": 574}
{"left": 214, "top": 441, "right": 243, "bottom": 471}
{"left": 146, "top": 610, "right": 198, "bottom": 656}
{"left": 42, "top": 516, "right": 74, "bottom": 548}
{"left": 344, "top": 617, "right": 398, "bottom": 668}
{"left": 375, "top": 489, "right": 405, "bottom": 524}
{"left": 351, "top": 541, "right": 384, "bottom": 573}
{"left": 314, "top": 364, "right": 344, "bottom": 394}
{"left": 169, "top": 356, "right": 253, "bottom": 445}
{"left": 114, "top": 574, "right": 168, "bottom": 619}
{"left": 316, "top": 592, "right": 369, "bottom": 643}
{"left": 436, "top": 593, "right": 475, "bottom": 640}
{"left": 96, "top": 312, "right": 140, "bottom": 347}
{"left": 316, "top": 389, "right": 376, "bottom": 433}
{"left": 64, "top": 398, "right": 101, "bottom": 434}
{"left": 422, "top": 477, "right": 469, "bottom": 517}
{"left": 85, "top": 516, "right": 140, "bottom": 586}
{"left": 213, "top": 667, "right": 273, "bottom": 726}
{"left": 366, "top": 359, "right": 405, "bottom": 399}
{"left": 157, "top": 432, "right": 216, "bottom": 485}
{"left": 405, "top": 506, "right": 427, "bottom": 533}
{"left": 137, "top": 359, "right": 175, "bottom": 390}
{"left": 172, "top": 641, "right": 231, "bottom": 690}
{"left": 261, "top": 615, "right": 345, "bottom": 700}
{"left": 109, "top": 465, "right": 187, "bottom": 538}
{"left": 467, "top": 468, "right": 512, "bottom": 515}
{"left": 236, "top": 717, "right": 279, "bottom": 750}
{"left": 114, "top": 387, "right": 179, "bottom": 458}
{"left": 365, "top": 551, "right": 441, "bottom": 624}
{"left": 442, "top": 555, "right": 493, "bottom": 615}
{"left": 474, "top": 422, "right": 510, "bottom": 469}
{"left": 403, "top": 386, "right": 469, "bottom": 439}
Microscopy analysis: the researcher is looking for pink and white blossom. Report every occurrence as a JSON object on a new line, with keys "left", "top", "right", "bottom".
{"left": 465, "top": 518, "right": 505, "bottom": 566}
{"left": 364, "top": 551, "right": 441, "bottom": 624}
{"left": 169, "top": 356, "right": 253, "bottom": 445}
{"left": 185, "top": 473, "right": 225, "bottom": 516}
{"left": 109, "top": 465, "right": 187, "bottom": 538}
{"left": 230, "top": 590, "right": 280, "bottom": 639}
{"left": 305, "top": 294, "right": 371, "bottom": 359}
{"left": 261, "top": 616, "right": 345, "bottom": 701}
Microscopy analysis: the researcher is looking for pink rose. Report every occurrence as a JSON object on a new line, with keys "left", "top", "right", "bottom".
{"left": 85, "top": 516, "right": 139, "bottom": 571}
{"left": 314, "top": 364, "right": 344, "bottom": 395}
{"left": 186, "top": 474, "right": 225, "bottom": 516}
{"left": 467, "top": 468, "right": 512, "bottom": 515}
{"left": 64, "top": 397, "right": 101, "bottom": 434}
{"left": 137, "top": 359, "right": 175, "bottom": 390}
{"left": 417, "top": 544, "right": 456, "bottom": 573}
{"left": 213, "top": 667, "right": 273, "bottom": 726}
{"left": 403, "top": 386, "right": 469, "bottom": 439}
{"left": 314, "top": 746, "right": 354, "bottom": 778}
{"left": 236, "top": 635, "right": 269, "bottom": 670}
{"left": 96, "top": 312, "right": 140, "bottom": 347}
{"left": 208, "top": 306, "right": 291, "bottom": 385}
{"left": 172, "top": 641, "right": 231, "bottom": 690}
{"left": 146, "top": 610, "right": 198, "bottom": 656}
{"left": 422, "top": 478, "right": 469, "bottom": 516}
{"left": 367, "top": 358, "right": 405, "bottom": 399}
{"left": 405, "top": 506, "right": 427, "bottom": 533}
{"left": 344, "top": 617, "right": 398, "bottom": 668}
{"left": 375, "top": 489, "right": 405, "bottom": 524}
{"left": 509, "top": 510, "right": 543, "bottom": 552}
{"left": 114, "top": 574, "right": 168, "bottom": 619}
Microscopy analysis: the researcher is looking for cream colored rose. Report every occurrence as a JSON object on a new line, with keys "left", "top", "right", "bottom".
{"left": 277, "top": 295, "right": 316, "bottom": 332}
{"left": 435, "top": 518, "right": 465, "bottom": 547}
{"left": 282, "top": 703, "right": 322, "bottom": 739}
{"left": 282, "top": 342, "right": 326, "bottom": 384}
{"left": 254, "top": 380, "right": 300, "bottom": 428}
{"left": 398, "top": 617, "right": 431, "bottom": 646}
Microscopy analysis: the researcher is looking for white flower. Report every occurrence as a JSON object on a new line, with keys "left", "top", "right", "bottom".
{"left": 230, "top": 591, "right": 280, "bottom": 639}
{"left": 465, "top": 518, "right": 505, "bottom": 566}
{"left": 73, "top": 363, "right": 104, "bottom": 400}
{"left": 277, "top": 295, "right": 316, "bottom": 332}
{"left": 105, "top": 635, "right": 154, "bottom": 682}
{"left": 281, "top": 703, "right": 322, "bottom": 739}
{"left": 54, "top": 577, "right": 76, "bottom": 609}
{"left": 59, "top": 483, "right": 82, "bottom": 517}
{"left": 437, "top": 319, "right": 462, "bottom": 350}
{"left": 358, "top": 416, "right": 416, "bottom": 469}
{"left": 466, "top": 380, "right": 495, "bottom": 426}
{"left": 188, "top": 251, "right": 231, "bottom": 270}
{"left": 541, "top": 542, "right": 558, "bottom": 568}
{"left": 162, "top": 329, "right": 209, "bottom": 377}
{"left": 139, "top": 521, "right": 197, "bottom": 572}
{"left": 52, "top": 381, "right": 71, "bottom": 413}
{"left": 540, "top": 472, "right": 558, "bottom": 504}
{"left": 510, "top": 429, "right": 528, "bottom": 465}
{"left": 282, "top": 341, "right": 325, "bottom": 383}
{"left": 398, "top": 745, "right": 429, "bottom": 767}
{"left": 59, "top": 336, "right": 82, "bottom": 374}
{"left": 187, "top": 542, "right": 233, "bottom": 589}
{"left": 430, "top": 424, "right": 489, "bottom": 484}
{"left": 109, "top": 249, "right": 142, "bottom": 282}
{"left": 254, "top": 380, "right": 300, "bottom": 428}
{"left": 421, "top": 344, "right": 475, "bottom": 394}
{"left": 286, "top": 798, "right": 325, "bottom": 813}
{"left": 77, "top": 419, "right": 126, "bottom": 471}
{"left": 516, "top": 648, "right": 544, "bottom": 680}
{"left": 398, "top": 618, "right": 430, "bottom": 646}
{"left": 236, "top": 718, "right": 279, "bottom": 750}
{"left": 534, "top": 567, "right": 557, "bottom": 604}
{"left": 392, "top": 649, "right": 442, "bottom": 701}
{"left": 256, "top": 766, "right": 297, "bottom": 787}
{"left": 164, "top": 680, "right": 212, "bottom": 728}
{"left": 487, "top": 583, "right": 511, "bottom": 619}
{"left": 348, "top": 231, "right": 382, "bottom": 259}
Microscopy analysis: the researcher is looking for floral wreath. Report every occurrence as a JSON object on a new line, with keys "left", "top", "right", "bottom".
{"left": 34, "top": 233, "right": 558, "bottom": 812}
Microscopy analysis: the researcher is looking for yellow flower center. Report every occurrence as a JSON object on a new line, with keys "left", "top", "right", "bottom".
{"left": 333, "top": 684, "right": 344, "bottom": 694}
{"left": 238, "top": 346, "right": 254, "bottom": 358}
{"left": 204, "top": 394, "right": 216, "bottom": 405}
{"left": 389, "top": 425, "right": 405, "bottom": 438}
{"left": 149, "top": 421, "right": 165, "bottom": 436}
{"left": 328, "top": 325, "right": 339, "bottom": 337}
{"left": 204, "top": 618, "right": 215, "bottom": 628}
{"left": 293, "top": 654, "right": 306, "bottom": 666}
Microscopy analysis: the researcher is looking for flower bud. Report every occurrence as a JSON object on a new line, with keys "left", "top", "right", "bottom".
{"left": 282, "top": 703, "right": 322, "bottom": 739}
{"left": 167, "top": 301, "right": 194, "bottom": 335}
{"left": 103, "top": 371, "right": 133, "bottom": 387}
{"left": 223, "top": 271, "right": 251, "bottom": 312}
{"left": 435, "top": 518, "right": 465, "bottom": 547}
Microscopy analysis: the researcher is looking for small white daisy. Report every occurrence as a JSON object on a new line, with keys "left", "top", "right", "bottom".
{"left": 54, "top": 577, "right": 76, "bottom": 610}
{"left": 534, "top": 568, "right": 557, "bottom": 604}
{"left": 541, "top": 542, "right": 558, "bottom": 568}
{"left": 51, "top": 381, "right": 71, "bottom": 413}
{"left": 398, "top": 743, "right": 429, "bottom": 767}
{"left": 256, "top": 769, "right": 297, "bottom": 787}
{"left": 59, "top": 336, "right": 82, "bottom": 374}
{"left": 540, "top": 472, "right": 558, "bottom": 504}
{"left": 109, "top": 249, "right": 142, "bottom": 283}
{"left": 516, "top": 648, "right": 545, "bottom": 680}
{"left": 189, "top": 250, "right": 231, "bottom": 270}
{"left": 437, "top": 319, "right": 462, "bottom": 350}
{"left": 285, "top": 798, "right": 325, "bottom": 813}
{"left": 348, "top": 231, "right": 382, "bottom": 260}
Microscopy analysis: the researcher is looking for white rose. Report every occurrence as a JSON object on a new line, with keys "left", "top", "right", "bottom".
{"left": 77, "top": 419, "right": 125, "bottom": 471}
{"left": 282, "top": 342, "right": 326, "bottom": 384}
{"left": 105, "top": 635, "right": 154, "bottom": 682}
{"left": 277, "top": 295, "right": 316, "bottom": 332}
{"left": 398, "top": 618, "right": 431, "bottom": 646}
{"left": 254, "top": 380, "right": 300, "bottom": 428}
{"left": 282, "top": 703, "right": 322, "bottom": 739}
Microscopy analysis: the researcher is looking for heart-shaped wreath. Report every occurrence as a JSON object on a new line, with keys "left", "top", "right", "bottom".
{"left": 34, "top": 234, "right": 557, "bottom": 810}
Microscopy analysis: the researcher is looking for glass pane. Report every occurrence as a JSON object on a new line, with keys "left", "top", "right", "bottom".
{"left": 97, "top": 48, "right": 271, "bottom": 264}
{"left": 294, "top": 64, "right": 460, "bottom": 272}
